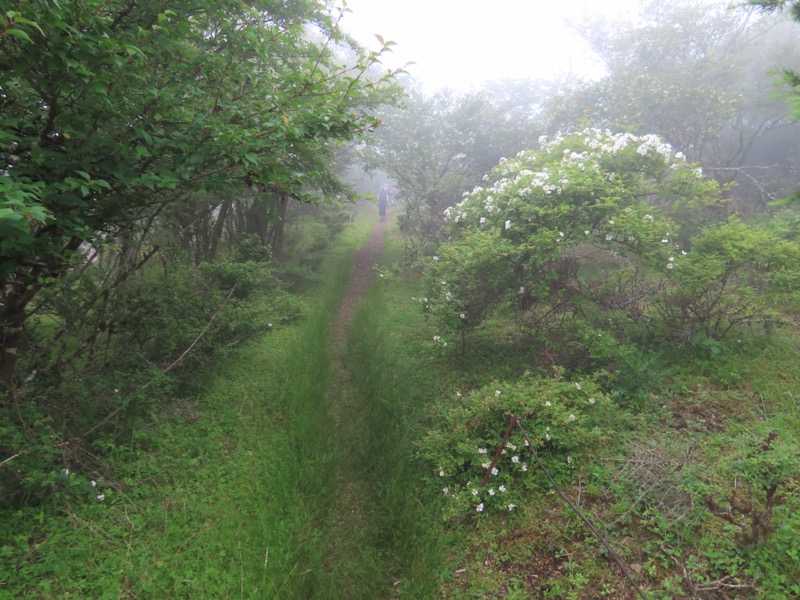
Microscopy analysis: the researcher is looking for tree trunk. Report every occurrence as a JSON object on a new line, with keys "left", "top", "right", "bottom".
{"left": 271, "top": 194, "right": 288, "bottom": 259}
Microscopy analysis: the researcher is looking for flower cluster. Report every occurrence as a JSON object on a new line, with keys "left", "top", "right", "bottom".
{"left": 420, "top": 372, "right": 614, "bottom": 519}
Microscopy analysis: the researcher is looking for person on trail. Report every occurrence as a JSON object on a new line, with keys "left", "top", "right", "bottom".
{"left": 378, "top": 184, "right": 390, "bottom": 221}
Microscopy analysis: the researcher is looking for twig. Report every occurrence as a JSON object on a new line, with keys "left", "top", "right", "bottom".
{"left": 0, "top": 450, "right": 25, "bottom": 468}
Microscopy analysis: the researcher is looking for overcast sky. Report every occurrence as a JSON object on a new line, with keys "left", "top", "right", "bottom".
{"left": 341, "top": 0, "right": 645, "bottom": 90}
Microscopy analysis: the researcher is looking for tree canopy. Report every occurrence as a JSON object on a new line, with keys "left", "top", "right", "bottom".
{"left": 0, "top": 0, "right": 399, "bottom": 387}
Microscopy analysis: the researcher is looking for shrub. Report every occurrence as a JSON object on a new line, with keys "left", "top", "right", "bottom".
{"left": 418, "top": 371, "right": 614, "bottom": 519}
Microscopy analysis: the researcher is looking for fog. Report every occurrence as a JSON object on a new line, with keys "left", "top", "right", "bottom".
{"left": 343, "top": 0, "right": 662, "bottom": 89}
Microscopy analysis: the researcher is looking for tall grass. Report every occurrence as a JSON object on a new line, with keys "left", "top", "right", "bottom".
{"left": 0, "top": 213, "right": 372, "bottom": 598}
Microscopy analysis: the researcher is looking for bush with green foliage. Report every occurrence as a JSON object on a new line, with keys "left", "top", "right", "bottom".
{"left": 424, "top": 128, "right": 800, "bottom": 353}
{"left": 418, "top": 371, "right": 614, "bottom": 519}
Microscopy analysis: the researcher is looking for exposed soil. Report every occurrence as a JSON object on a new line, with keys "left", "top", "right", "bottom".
{"left": 323, "top": 209, "right": 390, "bottom": 592}
{"left": 330, "top": 212, "right": 390, "bottom": 347}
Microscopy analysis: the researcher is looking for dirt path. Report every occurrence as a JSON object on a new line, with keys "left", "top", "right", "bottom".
{"left": 324, "top": 210, "right": 390, "bottom": 593}
{"left": 330, "top": 214, "right": 389, "bottom": 345}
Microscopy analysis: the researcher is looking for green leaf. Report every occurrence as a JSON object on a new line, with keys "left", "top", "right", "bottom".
{"left": 4, "top": 28, "right": 32, "bottom": 42}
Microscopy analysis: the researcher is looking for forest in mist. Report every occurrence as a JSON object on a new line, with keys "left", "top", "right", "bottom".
{"left": 2, "top": 1, "right": 800, "bottom": 597}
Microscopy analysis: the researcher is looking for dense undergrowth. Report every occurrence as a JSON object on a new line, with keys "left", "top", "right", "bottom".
{"left": 2, "top": 205, "right": 798, "bottom": 599}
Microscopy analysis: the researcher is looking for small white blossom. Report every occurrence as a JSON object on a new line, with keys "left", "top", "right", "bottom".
{"left": 495, "top": 389, "right": 502, "bottom": 397}
{"left": 472, "top": 488, "right": 479, "bottom": 496}
{"left": 567, "top": 456, "right": 573, "bottom": 464}
{"left": 488, "top": 488, "right": 495, "bottom": 496}
{"left": 505, "top": 220, "right": 512, "bottom": 230}
{"left": 522, "top": 464, "right": 528, "bottom": 471}
{"left": 443, "top": 487, "right": 449, "bottom": 494}
{"left": 584, "top": 230, "right": 590, "bottom": 235}
{"left": 575, "top": 382, "right": 581, "bottom": 390}
{"left": 480, "top": 217, "right": 486, "bottom": 224}
{"left": 478, "top": 448, "right": 487, "bottom": 454}
{"left": 476, "top": 503, "right": 484, "bottom": 512}
{"left": 62, "top": 468, "right": 70, "bottom": 477}
{"left": 482, "top": 461, "right": 491, "bottom": 469}
{"left": 588, "top": 398, "right": 595, "bottom": 404}
{"left": 499, "top": 485, "right": 507, "bottom": 492}
{"left": 433, "top": 335, "right": 441, "bottom": 342}
{"left": 667, "top": 263, "right": 674, "bottom": 269}
{"left": 508, "top": 503, "right": 517, "bottom": 511}
{"left": 439, "top": 469, "right": 445, "bottom": 477}
{"left": 605, "top": 234, "right": 613, "bottom": 241}
{"left": 91, "top": 480, "right": 97, "bottom": 488}
{"left": 96, "top": 494, "right": 105, "bottom": 502}
{"left": 512, "top": 455, "right": 520, "bottom": 463}
{"left": 569, "top": 414, "right": 577, "bottom": 421}
{"left": 544, "top": 401, "right": 551, "bottom": 407}
{"left": 460, "top": 313, "right": 466, "bottom": 319}
{"left": 491, "top": 467, "right": 499, "bottom": 476}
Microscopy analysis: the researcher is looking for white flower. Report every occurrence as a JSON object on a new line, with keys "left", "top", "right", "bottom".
{"left": 113, "top": 389, "right": 119, "bottom": 394}
{"left": 518, "top": 286, "right": 525, "bottom": 295}
{"left": 507, "top": 443, "right": 516, "bottom": 450}
{"left": 268, "top": 323, "right": 272, "bottom": 328}
{"left": 667, "top": 263, "right": 674, "bottom": 269}
{"left": 508, "top": 503, "right": 516, "bottom": 511}
{"left": 575, "top": 382, "right": 581, "bottom": 390}
{"left": 505, "top": 220, "right": 511, "bottom": 230}
{"left": 443, "top": 487, "right": 449, "bottom": 494}
{"left": 433, "top": 256, "right": 439, "bottom": 261}
{"left": 567, "top": 456, "right": 573, "bottom": 464}
{"left": 588, "top": 398, "right": 595, "bottom": 404}
{"left": 669, "top": 256, "right": 675, "bottom": 262}
{"left": 495, "top": 389, "right": 502, "bottom": 397}
{"left": 478, "top": 448, "right": 487, "bottom": 454}
{"left": 511, "top": 455, "right": 520, "bottom": 463}
{"left": 443, "top": 342, "right": 447, "bottom": 347}
{"left": 439, "top": 469, "right": 445, "bottom": 477}
{"left": 433, "top": 335, "right": 441, "bottom": 342}
{"left": 608, "top": 220, "right": 615, "bottom": 225}
{"left": 476, "top": 503, "right": 484, "bottom": 512}
{"left": 488, "top": 488, "right": 495, "bottom": 496}
{"left": 569, "top": 414, "right": 577, "bottom": 421}
{"left": 544, "top": 401, "right": 551, "bottom": 407}
{"left": 559, "top": 231, "right": 564, "bottom": 237}
{"left": 96, "top": 494, "right": 105, "bottom": 502}
{"left": 661, "top": 238, "right": 669, "bottom": 243}
{"left": 91, "top": 480, "right": 97, "bottom": 488}
{"left": 644, "top": 214, "right": 654, "bottom": 221}
{"left": 605, "top": 234, "right": 613, "bottom": 241}
{"left": 460, "top": 313, "right": 466, "bottom": 319}
{"left": 584, "top": 230, "right": 590, "bottom": 235}
{"left": 499, "top": 485, "right": 507, "bottom": 492}
{"left": 480, "top": 217, "right": 486, "bottom": 224}
{"left": 522, "top": 464, "right": 528, "bottom": 471}
{"left": 482, "top": 461, "right": 491, "bottom": 469}
{"left": 62, "top": 468, "right": 70, "bottom": 477}
{"left": 472, "top": 488, "right": 479, "bottom": 496}
{"left": 545, "top": 433, "right": 551, "bottom": 441}
{"left": 491, "top": 467, "right": 499, "bottom": 476}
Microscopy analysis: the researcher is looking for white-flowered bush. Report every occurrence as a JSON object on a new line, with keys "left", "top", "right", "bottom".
{"left": 425, "top": 128, "right": 722, "bottom": 346}
{"left": 419, "top": 371, "right": 614, "bottom": 518}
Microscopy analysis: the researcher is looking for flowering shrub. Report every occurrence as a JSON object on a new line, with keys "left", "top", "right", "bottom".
{"left": 425, "top": 128, "right": 720, "bottom": 345}
{"left": 418, "top": 372, "right": 614, "bottom": 518}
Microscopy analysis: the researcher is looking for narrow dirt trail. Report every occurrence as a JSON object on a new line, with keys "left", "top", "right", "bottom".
{"left": 330, "top": 213, "right": 389, "bottom": 345}
{"left": 324, "top": 209, "right": 391, "bottom": 594}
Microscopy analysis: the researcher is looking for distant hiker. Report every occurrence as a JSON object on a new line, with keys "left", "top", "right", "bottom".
{"left": 378, "top": 184, "right": 390, "bottom": 221}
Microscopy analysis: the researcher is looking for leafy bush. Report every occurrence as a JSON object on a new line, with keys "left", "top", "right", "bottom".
{"left": 418, "top": 371, "right": 614, "bottom": 519}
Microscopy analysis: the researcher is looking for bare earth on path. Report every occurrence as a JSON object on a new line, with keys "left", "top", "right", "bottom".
{"left": 331, "top": 214, "right": 389, "bottom": 347}
{"left": 324, "top": 210, "right": 392, "bottom": 593}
